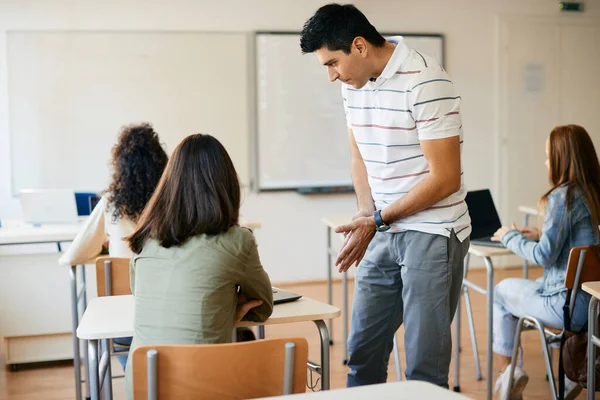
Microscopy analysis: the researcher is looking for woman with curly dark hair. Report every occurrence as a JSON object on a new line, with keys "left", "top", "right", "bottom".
{"left": 59, "top": 123, "right": 167, "bottom": 369}
{"left": 59, "top": 123, "right": 168, "bottom": 266}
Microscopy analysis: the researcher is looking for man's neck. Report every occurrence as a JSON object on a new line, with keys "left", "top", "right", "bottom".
{"left": 370, "top": 41, "right": 396, "bottom": 80}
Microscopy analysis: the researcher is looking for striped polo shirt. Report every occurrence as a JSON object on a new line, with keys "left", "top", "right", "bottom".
{"left": 342, "top": 36, "right": 471, "bottom": 241}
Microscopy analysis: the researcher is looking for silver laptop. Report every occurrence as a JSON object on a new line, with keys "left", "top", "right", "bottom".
{"left": 20, "top": 189, "right": 79, "bottom": 224}
{"left": 272, "top": 287, "right": 302, "bottom": 305}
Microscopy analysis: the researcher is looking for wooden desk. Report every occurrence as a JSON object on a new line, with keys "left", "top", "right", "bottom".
{"left": 583, "top": 281, "right": 600, "bottom": 398}
{"left": 456, "top": 245, "right": 513, "bottom": 396}
{"left": 453, "top": 245, "right": 512, "bottom": 400}
{"left": 0, "top": 221, "right": 83, "bottom": 246}
{"left": 321, "top": 216, "right": 351, "bottom": 361}
{"left": 77, "top": 295, "right": 340, "bottom": 400}
{"left": 261, "top": 380, "right": 472, "bottom": 399}
{"left": 0, "top": 220, "right": 86, "bottom": 398}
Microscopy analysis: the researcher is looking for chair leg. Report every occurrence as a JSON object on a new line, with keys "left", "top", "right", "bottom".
{"left": 464, "top": 287, "right": 482, "bottom": 380}
{"left": 506, "top": 317, "right": 527, "bottom": 400}
{"left": 532, "top": 322, "right": 558, "bottom": 400}
{"left": 508, "top": 317, "right": 558, "bottom": 400}
{"left": 546, "top": 343, "right": 553, "bottom": 382}
{"left": 393, "top": 333, "right": 402, "bottom": 381}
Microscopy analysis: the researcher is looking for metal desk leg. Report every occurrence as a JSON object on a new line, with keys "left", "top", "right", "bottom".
{"left": 326, "top": 226, "right": 334, "bottom": 345}
{"left": 453, "top": 253, "right": 469, "bottom": 392}
{"left": 342, "top": 270, "right": 349, "bottom": 365}
{"left": 101, "top": 339, "right": 113, "bottom": 400}
{"left": 453, "top": 292, "right": 461, "bottom": 392}
{"left": 69, "top": 265, "right": 83, "bottom": 400}
{"left": 522, "top": 213, "right": 530, "bottom": 279}
{"left": 588, "top": 297, "right": 598, "bottom": 399}
{"left": 393, "top": 334, "right": 402, "bottom": 381}
{"left": 258, "top": 326, "right": 265, "bottom": 340}
{"left": 314, "top": 320, "right": 331, "bottom": 390}
{"left": 464, "top": 286, "right": 482, "bottom": 380}
{"left": 483, "top": 256, "right": 495, "bottom": 400}
{"left": 81, "top": 265, "right": 91, "bottom": 400}
{"left": 88, "top": 340, "right": 100, "bottom": 400}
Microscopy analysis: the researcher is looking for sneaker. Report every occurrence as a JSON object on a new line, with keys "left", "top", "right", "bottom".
{"left": 494, "top": 365, "right": 529, "bottom": 400}
{"left": 564, "top": 376, "right": 582, "bottom": 400}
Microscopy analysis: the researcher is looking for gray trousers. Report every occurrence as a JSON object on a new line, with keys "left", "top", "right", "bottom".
{"left": 347, "top": 230, "right": 469, "bottom": 388}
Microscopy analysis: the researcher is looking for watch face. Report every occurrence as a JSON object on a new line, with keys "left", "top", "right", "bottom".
{"left": 376, "top": 224, "right": 391, "bottom": 232}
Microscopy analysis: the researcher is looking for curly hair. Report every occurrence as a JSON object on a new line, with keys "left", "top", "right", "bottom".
{"left": 106, "top": 123, "right": 168, "bottom": 223}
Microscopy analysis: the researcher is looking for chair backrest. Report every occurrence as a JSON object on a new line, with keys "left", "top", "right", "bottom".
{"left": 564, "top": 245, "right": 600, "bottom": 318}
{"left": 564, "top": 244, "right": 600, "bottom": 290}
{"left": 95, "top": 257, "right": 132, "bottom": 297}
{"left": 132, "top": 338, "right": 309, "bottom": 400}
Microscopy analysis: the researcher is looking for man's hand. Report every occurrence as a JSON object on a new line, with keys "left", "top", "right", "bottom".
{"left": 334, "top": 216, "right": 376, "bottom": 272}
{"left": 236, "top": 292, "right": 263, "bottom": 322}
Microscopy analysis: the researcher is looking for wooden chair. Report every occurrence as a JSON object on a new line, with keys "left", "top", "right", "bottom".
{"left": 132, "top": 337, "right": 309, "bottom": 399}
{"left": 506, "top": 245, "right": 600, "bottom": 400}
{"left": 95, "top": 257, "right": 132, "bottom": 377}
{"left": 95, "top": 256, "right": 132, "bottom": 297}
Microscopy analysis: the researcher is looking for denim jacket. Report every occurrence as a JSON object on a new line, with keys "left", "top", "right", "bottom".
{"left": 501, "top": 185, "right": 598, "bottom": 296}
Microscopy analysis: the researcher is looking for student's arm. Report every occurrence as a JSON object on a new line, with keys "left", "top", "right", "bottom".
{"left": 348, "top": 128, "right": 375, "bottom": 215}
{"left": 58, "top": 196, "right": 107, "bottom": 266}
{"left": 501, "top": 191, "right": 569, "bottom": 267}
{"left": 238, "top": 230, "right": 273, "bottom": 322}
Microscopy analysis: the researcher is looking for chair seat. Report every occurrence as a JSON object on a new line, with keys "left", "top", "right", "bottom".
{"left": 522, "top": 317, "right": 563, "bottom": 338}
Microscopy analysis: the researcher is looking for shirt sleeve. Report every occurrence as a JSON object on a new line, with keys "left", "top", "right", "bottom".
{"left": 238, "top": 229, "right": 274, "bottom": 322}
{"left": 409, "top": 67, "right": 462, "bottom": 141}
{"left": 58, "top": 196, "right": 107, "bottom": 266}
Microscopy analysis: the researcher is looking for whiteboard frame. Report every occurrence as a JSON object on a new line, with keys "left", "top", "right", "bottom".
{"left": 252, "top": 31, "right": 445, "bottom": 192}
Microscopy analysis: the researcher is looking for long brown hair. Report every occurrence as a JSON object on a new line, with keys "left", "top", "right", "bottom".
{"left": 127, "top": 134, "right": 240, "bottom": 253}
{"left": 539, "top": 124, "right": 600, "bottom": 237}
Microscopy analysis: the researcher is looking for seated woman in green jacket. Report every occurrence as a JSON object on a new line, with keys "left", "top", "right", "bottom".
{"left": 124, "top": 133, "right": 273, "bottom": 398}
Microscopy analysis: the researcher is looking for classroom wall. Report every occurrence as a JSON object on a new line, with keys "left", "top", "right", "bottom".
{"left": 1, "top": 0, "right": 599, "bottom": 282}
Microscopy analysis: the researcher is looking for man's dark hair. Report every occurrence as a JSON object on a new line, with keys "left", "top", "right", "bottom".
{"left": 300, "top": 3, "right": 385, "bottom": 54}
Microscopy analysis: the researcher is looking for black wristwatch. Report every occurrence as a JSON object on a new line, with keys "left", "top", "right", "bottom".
{"left": 374, "top": 210, "right": 391, "bottom": 232}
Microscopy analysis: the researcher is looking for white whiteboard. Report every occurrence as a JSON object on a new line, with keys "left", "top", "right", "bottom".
{"left": 255, "top": 33, "right": 444, "bottom": 190}
{"left": 7, "top": 31, "right": 250, "bottom": 194}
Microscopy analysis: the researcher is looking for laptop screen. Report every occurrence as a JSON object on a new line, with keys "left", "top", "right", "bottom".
{"left": 89, "top": 195, "right": 101, "bottom": 212}
{"left": 464, "top": 189, "right": 502, "bottom": 239}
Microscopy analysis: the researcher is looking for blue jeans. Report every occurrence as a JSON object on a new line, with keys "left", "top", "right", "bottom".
{"left": 493, "top": 278, "right": 590, "bottom": 357}
{"left": 347, "top": 230, "right": 469, "bottom": 388}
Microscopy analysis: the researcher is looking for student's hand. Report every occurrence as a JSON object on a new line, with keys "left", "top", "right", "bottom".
{"left": 491, "top": 223, "right": 518, "bottom": 242}
{"left": 520, "top": 226, "right": 540, "bottom": 241}
{"left": 334, "top": 216, "right": 376, "bottom": 273}
{"left": 235, "top": 293, "right": 263, "bottom": 322}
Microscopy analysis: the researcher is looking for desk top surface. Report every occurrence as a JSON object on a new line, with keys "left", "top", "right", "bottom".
{"left": 468, "top": 244, "right": 513, "bottom": 258}
{"left": 0, "top": 221, "right": 83, "bottom": 245}
{"left": 0, "top": 217, "right": 261, "bottom": 245}
{"left": 321, "top": 216, "right": 352, "bottom": 230}
{"left": 583, "top": 282, "right": 600, "bottom": 299}
{"left": 518, "top": 205, "right": 538, "bottom": 216}
{"left": 261, "top": 381, "right": 471, "bottom": 399}
{"left": 77, "top": 295, "right": 340, "bottom": 340}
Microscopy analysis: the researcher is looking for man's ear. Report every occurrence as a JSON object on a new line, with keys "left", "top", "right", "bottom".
{"left": 352, "top": 37, "right": 368, "bottom": 58}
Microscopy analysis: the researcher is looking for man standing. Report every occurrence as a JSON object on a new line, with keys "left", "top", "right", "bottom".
{"left": 300, "top": 4, "right": 471, "bottom": 388}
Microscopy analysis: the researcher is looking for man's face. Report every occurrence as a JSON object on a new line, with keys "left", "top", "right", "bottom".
{"left": 315, "top": 44, "right": 371, "bottom": 89}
